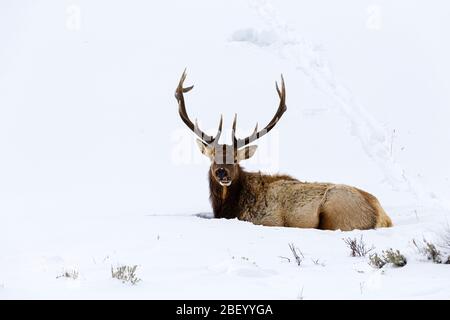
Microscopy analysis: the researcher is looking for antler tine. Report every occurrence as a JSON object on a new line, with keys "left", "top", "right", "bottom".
{"left": 232, "top": 113, "right": 237, "bottom": 133}
{"left": 232, "top": 113, "right": 238, "bottom": 146}
{"left": 275, "top": 74, "right": 285, "bottom": 100}
{"left": 252, "top": 122, "right": 259, "bottom": 137}
{"left": 175, "top": 69, "right": 193, "bottom": 98}
{"left": 212, "top": 114, "right": 223, "bottom": 145}
{"left": 175, "top": 70, "right": 221, "bottom": 144}
{"left": 234, "top": 75, "right": 287, "bottom": 148}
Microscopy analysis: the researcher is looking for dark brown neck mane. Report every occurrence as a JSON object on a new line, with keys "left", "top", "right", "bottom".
{"left": 209, "top": 166, "right": 243, "bottom": 219}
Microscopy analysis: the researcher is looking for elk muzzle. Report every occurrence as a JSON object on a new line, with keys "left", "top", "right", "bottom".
{"left": 214, "top": 167, "right": 232, "bottom": 186}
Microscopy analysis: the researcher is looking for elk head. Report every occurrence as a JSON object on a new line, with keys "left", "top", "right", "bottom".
{"left": 175, "top": 70, "right": 287, "bottom": 187}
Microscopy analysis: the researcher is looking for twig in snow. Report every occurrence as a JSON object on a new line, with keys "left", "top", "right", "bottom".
{"left": 288, "top": 243, "right": 304, "bottom": 266}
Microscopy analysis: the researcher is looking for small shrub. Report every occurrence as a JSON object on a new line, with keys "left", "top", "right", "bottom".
{"left": 413, "top": 238, "right": 443, "bottom": 263}
{"left": 111, "top": 265, "right": 141, "bottom": 285}
{"left": 343, "top": 236, "right": 375, "bottom": 257}
{"left": 288, "top": 243, "right": 304, "bottom": 266}
{"left": 56, "top": 269, "right": 79, "bottom": 280}
{"left": 369, "top": 249, "right": 407, "bottom": 268}
{"left": 369, "top": 253, "right": 386, "bottom": 269}
{"left": 383, "top": 249, "right": 407, "bottom": 267}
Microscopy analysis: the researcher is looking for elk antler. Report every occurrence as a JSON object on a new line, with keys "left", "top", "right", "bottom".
{"left": 232, "top": 74, "right": 287, "bottom": 148}
{"left": 175, "top": 69, "right": 223, "bottom": 145}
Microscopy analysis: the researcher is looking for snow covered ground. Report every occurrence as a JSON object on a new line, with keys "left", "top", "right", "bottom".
{"left": 1, "top": 0, "right": 450, "bottom": 299}
{"left": 2, "top": 207, "right": 450, "bottom": 299}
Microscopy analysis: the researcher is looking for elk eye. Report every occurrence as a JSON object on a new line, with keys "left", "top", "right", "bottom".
{"left": 216, "top": 168, "right": 226, "bottom": 179}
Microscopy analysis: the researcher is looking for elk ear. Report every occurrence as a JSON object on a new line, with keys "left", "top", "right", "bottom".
{"left": 196, "top": 139, "right": 214, "bottom": 159}
{"left": 236, "top": 145, "right": 258, "bottom": 161}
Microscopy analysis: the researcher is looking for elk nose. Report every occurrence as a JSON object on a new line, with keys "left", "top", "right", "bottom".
{"left": 215, "top": 168, "right": 227, "bottom": 179}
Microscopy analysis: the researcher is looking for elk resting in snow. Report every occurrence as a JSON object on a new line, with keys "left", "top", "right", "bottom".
{"left": 175, "top": 71, "right": 392, "bottom": 230}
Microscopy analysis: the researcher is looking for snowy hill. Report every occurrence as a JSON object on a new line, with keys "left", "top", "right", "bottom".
{"left": 1, "top": 0, "right": 450, "bottom": 299}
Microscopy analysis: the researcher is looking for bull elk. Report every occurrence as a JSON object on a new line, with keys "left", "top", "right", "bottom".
{"left": 175, "top": 71, "right": 392, "bottom": 230}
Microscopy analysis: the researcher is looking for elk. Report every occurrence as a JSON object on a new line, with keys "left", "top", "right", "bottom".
{"left": 175, "top": 71, "right": 393, "bottom": 230}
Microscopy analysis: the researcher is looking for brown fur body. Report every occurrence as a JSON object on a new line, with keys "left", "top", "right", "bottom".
{"left": 209, "top": 166, "right": 392, "bottom": 230}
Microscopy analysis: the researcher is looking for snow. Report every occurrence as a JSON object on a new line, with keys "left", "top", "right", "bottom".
{"left": 2, "top": 208, "right": 450, "bottom": 299}
{"left": 1, "top": 0, "right": 450, "bottom": 299}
